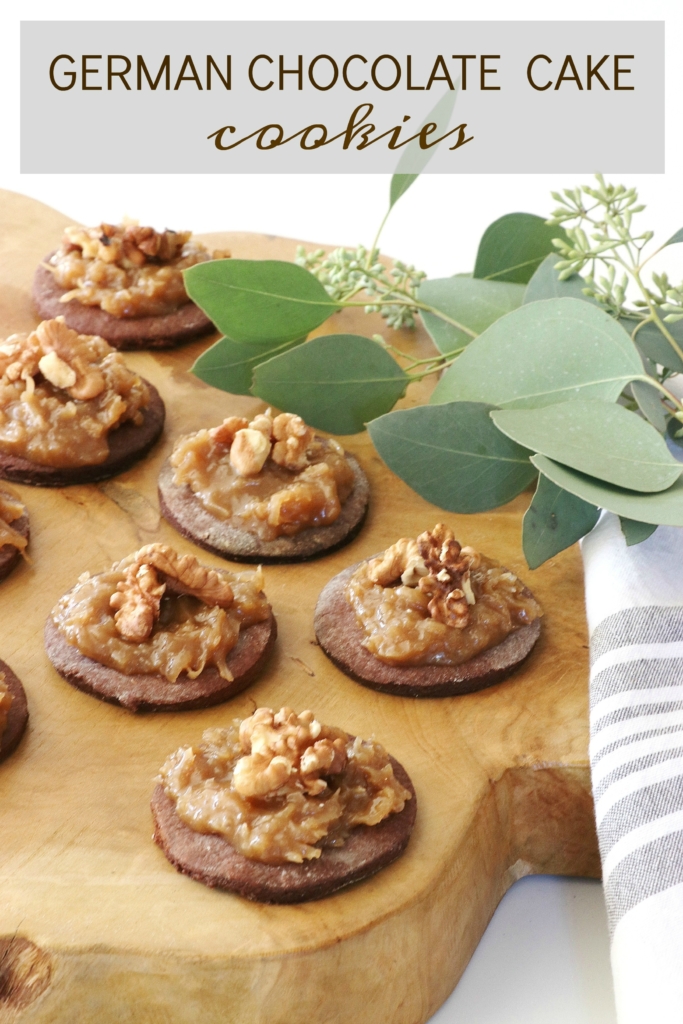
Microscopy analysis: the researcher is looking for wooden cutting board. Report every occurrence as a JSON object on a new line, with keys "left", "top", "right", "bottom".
{"left": 0, "top": 189, "right": 598, "bottom": 1024}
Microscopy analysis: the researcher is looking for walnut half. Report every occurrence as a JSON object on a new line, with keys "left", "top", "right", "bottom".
{"left": 110, "top": 544, "right": 236, "bottom": 641}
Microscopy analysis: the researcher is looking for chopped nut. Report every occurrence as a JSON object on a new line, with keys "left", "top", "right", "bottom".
{"left": 232, "top": 706, "right": 348, "bottom": 799}
{"left": 369, "top": 524, "right": 481, "bottom": 629}
{"left": 209, "top": 416, "right": 249, "bottom": 447}
{"left": 38, "top": 350, "right": 77, "bottom": 389}
{"left": 110, "top": 563, "right": 166, "bottom": 642}
{"left": 271, "top": 413, "right": 315, "bottom": 471}
{"left": 120, "top": 543, "right": 235, "bottom": 608}
{"left": 368, "top": 537, "right": 421, "bottom": 587}
{"left": 248, "top": 410, "right": 274, "bottom": 439}
{"left": 230, "top": 428, "right": 272, "bottom": 476}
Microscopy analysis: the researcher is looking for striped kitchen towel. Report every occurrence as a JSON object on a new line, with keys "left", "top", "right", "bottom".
{"left": 581, "top": 513, "right": 683, "bottom": 1024}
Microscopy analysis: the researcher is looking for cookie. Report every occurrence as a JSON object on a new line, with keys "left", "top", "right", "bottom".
{"left": 151, "top": 754, "right": 416, "bottom": 903}
{"left": 44, "top": 611, "right": 276, "bottom": 714}
{"left": 158, "top": 453, "right": 370, "bottom": 564}
{"left": 33, "top": 257, "right": 213, "bottom": 351}
{"left": 314, "top": 561, "right": 542, "bottom": 698}
{"left": 0, "top": 660, "right": 29, "bottom": 763}
{"left": 0, "top": 509, "right": 29, "bottom": 582}
{"left": 0, "top": 384, "right": 165, "bottom": 487}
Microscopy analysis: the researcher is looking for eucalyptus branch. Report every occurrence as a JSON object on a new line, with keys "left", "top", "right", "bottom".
{"left": 547, "top": 174, "right": 683, "bottom": 369}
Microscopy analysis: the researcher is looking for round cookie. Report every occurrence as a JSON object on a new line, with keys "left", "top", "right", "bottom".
{"left": 44, "top": 610, "right": 276, "bottom": 714}
{"left": 151, "top": 755, "right": 416, "bottom": 903}
{"left": 314, "top": 560, "right": 542, "bottom": 698}
{"left": 0, "top": 509, "right": 29, "bottom": 582}
{"left": 158, "top": 454, "right": 370, "bottom": 564}
{"left": 33, "top": 257, "right": 214, "bottom": 351}
{"left": 0, "top": 384, "right": 165, "bottom": 487}
{"left": 0, "top": 660, "right": 29, "bottom": 763}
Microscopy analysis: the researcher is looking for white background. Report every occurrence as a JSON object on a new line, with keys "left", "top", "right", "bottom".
{"left": 3, "top": 1, "right": 682, "bottom": 1020}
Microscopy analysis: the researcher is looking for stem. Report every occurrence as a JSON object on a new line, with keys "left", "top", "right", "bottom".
{"left": 629, "top": 264, "right": 683, "bottom": 364}
{"left": 369, "top": 206, "right": 392, "bottom": 262}
{"left": 632, "top": 373, "right": 683, "bottom": 414}
{"left": 406, "top": 348, "right": 465, "bottom": 381}
{"left": 339, "top": 296, "right": 478, "bottom": 339}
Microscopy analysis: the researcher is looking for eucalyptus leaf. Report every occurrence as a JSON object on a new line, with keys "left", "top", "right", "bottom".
{"left": 523, "top": 254, "right": 599, "bottom": 305}
{"left": 666, "top": 415, "right": 683, "bottom": 452}
{"left": 183, "top": 260, "right": 338, "bottom": 345}
{"left": 390, "top": 175, "right": 418, "bottom": 209}
{"left": 418, "top": 277, "right": 524, "bottom": 353}
{"left": 630, "top": 378, "right": 669, "bottom": 434}
{"left": 191, "top": 336, "right": 300, "bottom": 396}
{"left": 368, "top": 401, "right": 536, "bottom": 513}
{"left": 473, "top": 214, "right": 568, "bottom": 284}
{"left": 532, "top": 455, "right": 683, "bottom": 527}
{"left": 432, "top": 298, "right": 643, "bottom": 409}
{"left": 522, "top": 475, "right": 599, "bottom": 569}
{"left": 390, "top": 88, "right": 458, "bottom": 207}
{"left": 492, "top": 399, "right": 681, "bottom": 493}
{"left": 621, "top": 317, "right": 683, "bottom": 373}
{"left": 251, "top": 334, "right": 408, "bottom": 434}
{"left": 665, "top": 228, "right": 683, "bottom": 247}
{"left": 619, "top": 517, "right": 658, "bottom": 546}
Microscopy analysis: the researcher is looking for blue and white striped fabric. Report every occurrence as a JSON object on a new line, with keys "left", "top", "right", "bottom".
{"left": 582, "top": 514, "right": 683, "bottom": 1024}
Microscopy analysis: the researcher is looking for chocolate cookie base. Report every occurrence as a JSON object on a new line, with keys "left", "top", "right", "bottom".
{"left": 158, "top": 455, "right": 370, "bottom": 564}
{"left": 0, "top": 384, "right": 165, "bottom": 487}
{"left": 151, "top": 755, "right": 416, "bottom": 903}
{"left": 314, "top": 561, "right": 542, "bottom": 698}
{"left": 0, "top": 512, "right": 29, "bottom": 582}
{"left": 0, "top": 660, "right": 29, "bottom": 763}
{"left": 33, "top": 259, "right": 214, "bottom": 351}
{"left": 44, "top": 611, "right": 276, "bottom": 713}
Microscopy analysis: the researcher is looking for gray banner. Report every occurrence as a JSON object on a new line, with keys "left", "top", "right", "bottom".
{"left": 20, "top": 21, "right": 664, "bottom": 173}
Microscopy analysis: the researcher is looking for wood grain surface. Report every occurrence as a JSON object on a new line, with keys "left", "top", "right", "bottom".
{"left": 0, "top": 188, "right": 599, "bottom": 1024}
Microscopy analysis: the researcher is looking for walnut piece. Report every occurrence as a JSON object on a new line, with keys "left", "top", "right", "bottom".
{"left": 233, "top": 707, "right": 348, "bottom": 799}
{"left": 208, "top": 416, "right": 248, "bottom": 447}
{"left": 35, "top": 318, "right": 107, "bottom": 400}
{"left": 127, "top": 544, "right": 235, "bottom": 606}
{"left": 230, "top": 428, "right": 271, "bottom": 477}
{"left": 368, "top": 537, "right": 424, "bottom": 588}
{"left": 110, "top": 544, "right": 236, "bottom": 640}
{"left": 370, "top": 524, "right": 481, "bottom": 630}
{"left": 110, "top": 563, "right": 166, "bottom": 642}
{"left": 271, "top": 412, "right": 315, "bottom": 471}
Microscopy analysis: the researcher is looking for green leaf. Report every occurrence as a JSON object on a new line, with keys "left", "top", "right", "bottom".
{"left": 389, "top": 88, "right": 458, "bottom": 207}
{"left": 665, "top": 228, "right": 683, "bottom": 247}
{"left": 473, "top": 214, "right": 568, "bottom": 284}
{"left": 532, "top": 455, "right": 683, "bottom": 527}
{"left": 368, "top": 401, "right": 537, "bottom": 513}
{"left": 523, "top": 254, "right": 599, "bottom": 305}
{"left": 522, "top": 475, "right": 599, "bottom": 569}
{"left": 183, "top": 260, "right": 338, "bottom": 345}
{"left": 191, "top": 336, "right": 301, "bottom": 396}
{"left": 630, "top": 378, "right": 669, "bottom": 434}
{"left": 621, "top": 317, "right": 683, "bottom": 374}
{"left": 491, "top": 399, "right": 681, "bottom": 494}
{"left": 619, "top": 517, "right": 658, "bottom": 546}
{"left": 389, "top": 174, "right": 419, "bottom": 209}
{"left": 418, "top": 277, "right": 524, "bottom": 353}
{"left": 251, "top": 334, "right": 409, "bottom": 435}
{"left": 432, "top": 298, "right": 643, "bottom": 409}
{"left": 666, "top": 416, "right": 683, "bottom": 451}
